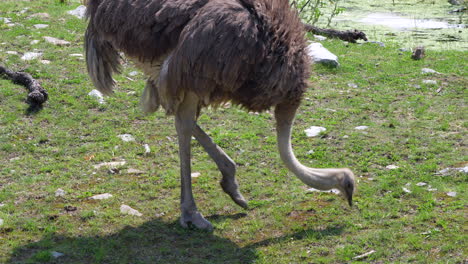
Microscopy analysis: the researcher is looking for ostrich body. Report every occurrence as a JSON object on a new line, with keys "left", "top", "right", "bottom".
{"left": 85, "top": 0, "right": 355, "bottom": 230}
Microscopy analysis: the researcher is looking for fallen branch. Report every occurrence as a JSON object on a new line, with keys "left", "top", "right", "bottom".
{"left": 0, "top": 65, "right": 48, "bottom": 106}
{"left": 303, "top": 24, "right": 368, "bottom": 43}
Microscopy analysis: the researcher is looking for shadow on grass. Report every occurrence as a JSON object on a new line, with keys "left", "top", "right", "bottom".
{"left": 6, "top": 217, "right": 343, "bottom": 264}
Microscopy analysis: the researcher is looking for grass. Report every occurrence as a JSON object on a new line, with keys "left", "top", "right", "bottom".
{"left": 1, "top": 0, "right": 467, "bottom": 263}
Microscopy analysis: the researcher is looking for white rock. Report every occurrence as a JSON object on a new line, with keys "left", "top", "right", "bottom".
{"left": 0, "top": 203, "right": 5, "bottom": 207}
{"left": 40, "top": 60, "right": 51, "bottom": 65}
{"left": 306, "top": 42, "right": 339, "bottom": 67}
{"left": 51, "top": 251, "right": 64, "bottom": 258}
{"left": 446, "top": 191, "right": 457, "bottom": 197}
{"left": 0, "top": 219, "right": 3, "bottom": 226}
{"left": 55, "top": 188, "right": 66, "bottom": 197}
{"left": 416, "top": 182, "right": 427, "bottom": 186}
{"left": 402, "top": 187, "right": 412, "bottom": 193}
{"left": 90, "top": 193, "right": 113, "bottom": 200}
{"left": 355, "top": 126, "right": 369, "bottom": 130}
{"left": 0, "top": 17, "right": 12, "bottom": 24}
{"left": 44, "top": 36, "right": 71, "bottom": 46}
{"left": 343, "top": 135, "right": 349, "bottom": 139}
{"left": 30, "top": 40, "right": 40, "bottom": 45}
{"left": 314, "top": 35, "right": 327, "bottom": 41}
{"left": 69, "top": 53, "right": 83, "bottom": 57}
{"left": 422, "top": 80, "right": 437, "bottom": 85}
{"left": 191, "top": 172, "right": 201, "bottom": 178}
{"left": 304, "top": 126, "right": 326, "bottom": 137}
{"left": 437, "top": 166, "right": 468, "bottom": 175}
{"left": 88, "top": 89, "right": 105, "bottom": 104}
{"left": 118, "top": 134, "right": 135, "bottom": 142}
{"left": 30, "top": 13, "right": 50, "bottom": 19}
{"left": 144, "top": 144, "right": 151, "bottom": 154}
{"left": 386, "top": 165, "right": 399, "bottom": 170}
{"left": 128, "top": 71, "right": 139, "bottom": 77}
{"left": 67, "top": 5, "right": 87, "bottom": 19}
{"left": 120, "top": 205, "right": 142, "bottom": 216}
{"left": 6, "top": 51, "right": 18, "bottom": 55}
{"left": 421, "top": 68, "right": 440, "bottom": 74}
{"left": 33, "top": 24, "right": 49, "bottom": 29}
{"left": 307, "top": 188, "right": 341, "bottom": 194}
{"left": 21, "top": 52, "right": 42, "bottom": 61}
{"left": 348, "top": 83, "right": 358, "bottom": 88}
{"left": 93, "top": 161, "right": 126, "bottom": 169}
{"left": 127, "top": 168, "right": 145, "bottom": 174}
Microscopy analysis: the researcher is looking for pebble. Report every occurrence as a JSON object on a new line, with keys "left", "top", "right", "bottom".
{"left": 40, "top": 60, "right": 51, "bottom": 65}
{"left": 402, "top": 187, "right": 412, "bottom": 193}
{"left": 128, "top": 71, "right": 139, "bottom": 77}
{"left": 21, "top": 52, "right": 42, "bottom": 61}
{"left": 127, "top": 168, "right": 145, "bottom": 174}
{"left": 348, "top": 83, "right": 358, "bottom": 88}
{"left": 67, "top": 5, "right": 87, "bottom": 19}
{"left": 118, "top": 134, "right": 135, "bottom": 142}
{"left": 90, "top": 193, "right": 113, "bottom": 200}
{"left": 386, "top": 165, "right": 399, "bottom": 170}
{"left": 416, "top": 182, "right": 427, "bottom": 186}
{"left": 304, "top": 126, "right": 326, "bottom": 137}
{"left": 120, "top": 205, "right": 142, "bottom": 216}
{"left": 422, "top": 80, "right": 437, "bottom": 85}
{"left": 93, "top": 161, "right": 126, "bottom": 169}
{"left": 6, "top": 51, "right": 18, "bottom": 55}
{"left": 69, "top": 53, "right": 83, "bottom": 57}
{"left": 55, "top": 188, "right": 66, "bottom": 197}
{"left": 30, "top": 40, "right": 40, "bottom": 45}
{"left": 33, "top": 24, "right": 49, "bottom": 29}
{"left": 88, "top": 89, "right": 105, "bottom": 104}
{"left": 421, "top": 68, "right": 440, "bottom": 74}
{"left": 0, "top": 219, "right": 3, "bottom": 226}
{"left": 44, "top": 36, "right": 71, "bottom": 46}
{"left": 355, "top": 126, "right": 369, "bottom": 130}
{"left": 51, "top": 251, "right": 64, "bottom": 258}
{"left": 446, "top": 191, "right": 457, "bottom": 197}
{"left": 144, "top": 144, "right": 151, "bottom": 154}
{"left": 191, "top": 172, "right": 201, "bottom": 178}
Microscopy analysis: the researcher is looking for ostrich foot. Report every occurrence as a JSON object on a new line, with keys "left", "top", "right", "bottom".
{"left": 180, "top": 210, "right": 213, "bottom": 231}
{"left": 221, "top": 179, "right": 248, "bottom": 209}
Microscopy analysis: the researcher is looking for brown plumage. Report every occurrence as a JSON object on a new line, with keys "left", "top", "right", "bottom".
{"left": 85, "top": 0, "right": 309, "bottom": 113}
{"left": 85, "top": 0, "right": 355, "bottom": 231}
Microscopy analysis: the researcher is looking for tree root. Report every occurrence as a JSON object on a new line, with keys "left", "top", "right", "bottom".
{"left": 303, "top": 24, "right": 368, "bottom": 43}
{"left": 0, "top": 65, "right": 48, "bottom": 107}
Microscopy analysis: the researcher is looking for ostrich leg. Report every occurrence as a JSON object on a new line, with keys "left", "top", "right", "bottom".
{"left": 175, "top": 92, "right": 213, "bottom": 231}
{"left": 193, "top": 124, "right": 248, "bottom": 208}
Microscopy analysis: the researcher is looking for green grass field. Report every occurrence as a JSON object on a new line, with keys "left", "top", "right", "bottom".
{"left": 0, "top": 1, "right": 467, "bottom": 263}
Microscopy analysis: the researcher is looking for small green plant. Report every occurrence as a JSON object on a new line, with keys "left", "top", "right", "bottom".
{"left": 290, "top": 0, "right": 345, "bottom": 26}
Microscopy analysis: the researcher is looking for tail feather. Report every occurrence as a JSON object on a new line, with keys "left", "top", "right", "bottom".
{"left": 85, "top": 26, "right": 121, "bottom": 95}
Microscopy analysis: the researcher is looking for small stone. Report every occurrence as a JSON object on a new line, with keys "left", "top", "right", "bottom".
{"left": 355, "top": 126, "right": 369, "bottom": 130}
{"left": 30, "top": 13, "right": 50, "bottom": 19}
{"left": 144, "top": 144, "right": 151, "bottom": 154}
{"left": 44, "top": 36, "right": 71, "bottom": 46}
{"left": 306, "top": 150, "right": 314, "bottom": 155}
{"left": 93, "top": 161, "right": 126, "bottom": 169}
{"left": 416, "top": 182, "right": 427, "bottom": 186}
{"left": 30, "top": 40, "right": 40, "bottom": 45}
{"left": 90, "top": 193, "right": 113, "bottom": 200}
{"left": 191, "top": 172, "right": 201, "bottom": 178}
{"left": 51, "top": 251, "right": 64, "bottom": 258}
{"left": 88, "top": 89, "right": 105, "bottom": 104}
{"left": 0, "top": 17, "right": 12, "bottom": 24}
{"left": 306, "top": 42, "right": 339, "bottom": 68}
{"left": 55, "top": 188, "right": 66, "bottom": 197}
{"left": 69, "top": 53, "right": 83, "bottom": 57}
{"left": 348, "top": 83, "right": 358, "bottom": 88}
{"left": 369, "top": 41, "right": 385, "bottom": 47}
{"left": 304, "top": 126, "right": 326, "bottom": 137}
{"left": 343, "top": 135, "right": 349, "bottom": 139}
{"left": 0, "top": 219, "right": 3, "bottom": 226}
{"left": 127, "top": 168, "right": 145, "bottom": 174}
{"left": 313, "top": 35, "right": 327, "bottom": 41}
{"left": 120, "top": 204, "right": 142, "bottom": 216}
{"left": 128, "top": 71, "right": 139, "bottom": 77}
{"left": 6, "top": 51, "right": 18, "bottom": 55}
{"left": 40, "top": 60, "right": 51, "bottom": 65}
{"left": 67, "top": 5, "right": 87, "bottom": 19}
{"left": 422, "top": 80, "right": 437, "bottom": 85}
{"left": 386, "top": 165, "right": 399, "bottom": 170}
{"left": 0, "top": 203, "right": 5, "bottom": 207}
{"left": 402, "top": 187, "right": 412, "bottom": 193}
{"left": 33, "top": 24, "right": 49, "bottom": 29}
{"left": 118, "top": 134, "right": 135, "bottom": 142}
{"left": 421, "top": 68, "right": 440, "bottom": 75}
{"left": 446, "top": 191, "right": 457, "bottom": 197}
{"left": 21, "top": 52, "right": 42, "bottom": 61}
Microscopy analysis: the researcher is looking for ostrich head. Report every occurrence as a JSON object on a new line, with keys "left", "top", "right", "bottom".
{"left": 334, "top": 168, "right": 355, "bottom": 207}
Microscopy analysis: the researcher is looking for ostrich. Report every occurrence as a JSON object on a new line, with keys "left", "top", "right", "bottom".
{"left": 85, "top": 0, "right": 355, "bottom": 230}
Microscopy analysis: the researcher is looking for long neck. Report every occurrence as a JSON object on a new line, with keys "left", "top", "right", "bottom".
{"left": 275, "top": 103, "right": 339, "bottom": 190}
